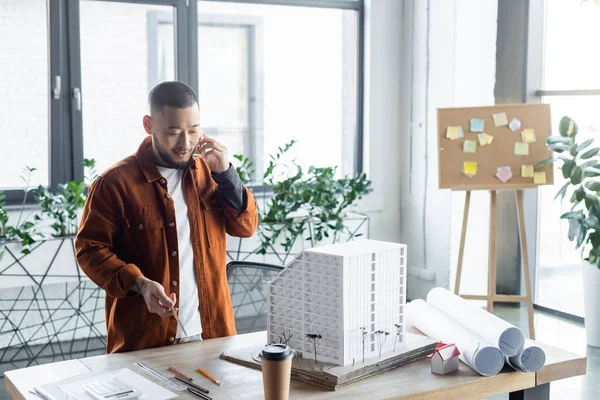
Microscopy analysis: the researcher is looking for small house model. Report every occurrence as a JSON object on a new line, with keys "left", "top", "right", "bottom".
{"left": 267, "top": 240, "right": 407, "bottom": 366}
{"left": 428, "top": 342, "right": 461, "bottom": 374}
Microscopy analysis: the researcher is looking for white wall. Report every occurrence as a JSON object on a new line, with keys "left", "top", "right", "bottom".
{"left": 359, "top": 0, "right": 404, "bottom": 243}
{"left": 391, "top": 0, "right": 498, "bottom": 300}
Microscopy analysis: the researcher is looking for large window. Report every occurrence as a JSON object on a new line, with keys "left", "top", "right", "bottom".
{"left": 0, "top": 0, "right": 363, "bottom": 202}
{"left": 535, "top": 0, "right": 600, "bottom": 317}
{"left": 0, "top": 0, "right": 49, "bottom": 189}
{"left": 80, "top": 1, "right": 176, "bottom": 174}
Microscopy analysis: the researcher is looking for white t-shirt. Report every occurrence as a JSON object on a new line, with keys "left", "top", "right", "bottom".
{"left": 156, "top": 166, "right": 201, "bottom": 338}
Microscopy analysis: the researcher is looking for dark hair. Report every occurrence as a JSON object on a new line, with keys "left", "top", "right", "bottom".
{"left": 148, "top": 81, "right": 198, "bottom": 114}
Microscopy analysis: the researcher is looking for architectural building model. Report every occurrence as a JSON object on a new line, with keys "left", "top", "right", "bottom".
{"left": 267, "top": 240, "right": 407, "bottom": 366}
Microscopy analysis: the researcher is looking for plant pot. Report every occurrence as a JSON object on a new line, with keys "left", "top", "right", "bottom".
{"left": 583, "top": 259, "right": 600, "bottom": 347}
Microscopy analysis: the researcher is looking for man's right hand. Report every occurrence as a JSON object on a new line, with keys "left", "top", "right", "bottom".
{"left": 133, "top": 276, "right": 175, "bottom": 318}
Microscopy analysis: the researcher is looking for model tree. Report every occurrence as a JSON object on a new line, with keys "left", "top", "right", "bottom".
{"left": 306, "top": 333, "right": 322, "bottom": 364}
{"left": 360, "top": 326, "right": 368, "bottom": 363}
{"left": 374, "top": 330, "right": 390, "bottom": 359}
{"left": 393, "top": 323, "right": 402, "bottom": 352}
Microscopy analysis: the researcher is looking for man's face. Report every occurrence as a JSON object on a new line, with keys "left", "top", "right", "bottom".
{"left": 143, "top": 105, "right": 202, "bottom": 169}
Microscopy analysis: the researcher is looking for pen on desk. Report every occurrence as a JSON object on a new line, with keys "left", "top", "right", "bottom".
{"left": 187, "top": 387, "right": 212, "bottom": 400}
{"left": 168, "top": 365, "right": 193, "bottom": 381}
{"left": 174, "top": 375, "right": 210, "bottom": 394}
{"left": 196, "top": 367, "right": 220, "bottom": 386}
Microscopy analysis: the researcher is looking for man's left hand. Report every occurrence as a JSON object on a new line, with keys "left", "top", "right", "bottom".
{"left": 196, "top": 133, "right": 229, "bottom": 174}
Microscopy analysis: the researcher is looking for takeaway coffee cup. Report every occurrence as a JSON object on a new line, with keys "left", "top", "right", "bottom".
{"left": 259, "top": 344, "right": 294, "bottom": 400}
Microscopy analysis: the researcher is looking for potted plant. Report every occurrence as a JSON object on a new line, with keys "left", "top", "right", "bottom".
{"left": 34, "top": 159, "right": 98, "bottom": 237}
{"left": 233, "top": 141, "right": 372, "bottom": 262}
{"left": 0, "top": 166, "right": 39, "bottom": 261}
{"left": 537, "top": 116, "right": 600, "bottom": 347}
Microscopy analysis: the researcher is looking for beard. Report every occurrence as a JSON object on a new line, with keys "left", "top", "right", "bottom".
{"left": 153, "top": 137, "right": 191, "bottom": 169}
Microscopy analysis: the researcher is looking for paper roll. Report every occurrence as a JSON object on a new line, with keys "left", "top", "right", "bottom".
{"left": 506, "top": 340, "right": 546, "bottom": 372}
{"left": 426, "top": 287, "right": 525, "bottom": 357}
{"left": 406, "top": 299, "right": 504, "bottom": 376}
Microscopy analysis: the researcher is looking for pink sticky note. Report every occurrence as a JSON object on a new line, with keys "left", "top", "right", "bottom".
{"left": 495, "top": 166, "right": 513, "bottom": 183}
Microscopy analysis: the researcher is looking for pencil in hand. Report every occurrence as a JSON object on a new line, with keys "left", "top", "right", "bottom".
{"left": 196, "top": 367, "right": 220, "bottom": 386}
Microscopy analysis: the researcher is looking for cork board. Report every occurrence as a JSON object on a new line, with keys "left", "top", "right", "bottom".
{"left": 437, "top": 103, "right": 554, "bottom": 190}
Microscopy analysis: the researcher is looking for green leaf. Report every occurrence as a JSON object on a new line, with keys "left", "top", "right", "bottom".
{"left": 583, "top": 167, "right": 600, "bottom": 177}
{"left": 571, "top": 167, "right": 583, "bottom": 184}
{"left": 581, "top": 160, "right": 599, "bottom": 170}
{"left": 586, "top": 181, "right": 600, "bottom": 192}
{"left": 562, "top": 160, "right": 576, "bottom": 178}
{"left": 583, "top": 215, "right": 600, "bottom": 229}
{"left": 577, "top": 224, "right": 588, "bottom": 248}
{"left": 546, "top": 136, "right": 572, "bottom": 144}
{"left": 535, "top": 158, "right": 560, "bottom": 169}
{"left": 575, "top": 186, "right": 586, "bottom": 203}
{"left": 579, "top": 138, "right": 595, "bottom": 152}
{"left": 570, "top": 143, "right": 579, "bottom": 157}
{"left": 548, "top": 144, "right": 570, "bottom": 153}
{"left": 559, "top": 116, "right": 575, "bottom": 137}
{"left": 561, "top": 210, "right": 584, "bottom": 219}
{"left": 581, "top": 148, "right": 600, "bottom": 160}
{"left": 568, "top": 218, "right": 581, "bottom": 241}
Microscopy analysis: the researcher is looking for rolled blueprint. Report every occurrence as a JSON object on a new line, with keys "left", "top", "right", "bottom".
{"left": 426, "top": 287, "right": 525, "bottom": 357}
{"left": 406, "top": 299, "right": 504, "bottom": 376}
{"left": 505, "top": 339, "right": 546, "bottom": 373}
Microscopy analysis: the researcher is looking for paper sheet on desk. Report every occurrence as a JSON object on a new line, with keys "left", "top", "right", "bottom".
{"left": 24, "top": 360, "right": 90, "bottom": 399}
{"left": 39, "top": 368, "right": 177, "bottom": 400}
{"left": 406, "top": 299, "right": 504, "bottom": 376}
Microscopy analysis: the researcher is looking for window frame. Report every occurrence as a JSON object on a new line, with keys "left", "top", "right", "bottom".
{"left": 2, "top": 0, "right": 364, "bottom": 204}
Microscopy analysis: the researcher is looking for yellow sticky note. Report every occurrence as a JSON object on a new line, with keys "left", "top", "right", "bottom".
{"left": 446, "top": 126, "right": 464, "bottom": 140}
{"left": 493, "top": 112, "right": 508, "bottom": 127}
{"left": 522, "top": 129, "right": 536, "bottom": 143}
{"left": 514, "top": 142, "right": 529, "bottom": 156}
{"left": 534, "top": 172, "right": 547, "bottom": 184}
{"left": 463, "top": 161, "right": 477, "bottom": 177}
{"left": 477, "top": 133, "right": 492, "bottom": 146}
{"left": 521, "top": 165, "right": 534, "bottom": 178}
{"left": 463, "top": 140, "right": 477, "bottom": 153}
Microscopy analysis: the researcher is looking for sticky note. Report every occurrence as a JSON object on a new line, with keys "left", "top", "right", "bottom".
{"left": 462, "top": 161, "right": 477, "bottom": 178}
{"left": 514, "top": 142, "right": 529, "bottom": 156}
{"left": 521, "top": 165, "right": 534, "bottom": 178}
{"left": 463, "top": 140, "right": 477, "bottom": 153}
{"left": 509, "top": 118, "right": 521, "bottom": 132}
{"left": 470, "top": 119, "right": 485, "bottom": 133}
{"left": 477, "top": 133, "right": 494, "bottom": 146}
{"left": 493, "top": 112, "right": 508, "bottom": 127}
{"left": 495, "top": 166, "right": 513, "bottom": 183}
{"left": 521, "top": 128, "right": 536, "bottom": 143}
{"left": 446, "top": 126, "right": 464, "bottom": 140}
{"left": 534, "top": 172, "right": 547, "bottom": 184}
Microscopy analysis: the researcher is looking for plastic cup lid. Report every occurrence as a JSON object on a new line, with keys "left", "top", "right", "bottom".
{"left": 259, "top": 344, "right": 294, "bottom": 361}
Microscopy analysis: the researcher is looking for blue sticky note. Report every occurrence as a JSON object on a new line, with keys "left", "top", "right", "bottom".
{"left": 470, "top": 119, "right": 485, "bottom": 133}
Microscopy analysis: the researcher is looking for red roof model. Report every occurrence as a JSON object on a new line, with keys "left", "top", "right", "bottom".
{"left": 427, "top": 342, "right": 461, "bottom": 360}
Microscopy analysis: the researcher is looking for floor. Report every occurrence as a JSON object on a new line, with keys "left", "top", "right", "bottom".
{"left": 0, "top": 306, "right": 596, "bottom": 400}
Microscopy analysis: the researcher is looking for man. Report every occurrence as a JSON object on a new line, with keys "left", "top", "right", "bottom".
{"left": 76, "top": 81, "right": 257, "bottom": 353}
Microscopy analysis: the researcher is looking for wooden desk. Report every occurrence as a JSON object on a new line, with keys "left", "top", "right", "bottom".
{"left": 5, "top": 331, "right": 586, "bottom": 400}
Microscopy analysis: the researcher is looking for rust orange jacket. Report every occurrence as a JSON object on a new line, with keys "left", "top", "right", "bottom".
{"left": 75, "top": 137, "right": 258, "bottom": 353}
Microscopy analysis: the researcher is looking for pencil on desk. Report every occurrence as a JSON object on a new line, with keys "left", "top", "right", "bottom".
{"left": 171, "top": 307, "right": 189, "bottom": 338}
{"left": 169, "top": 365, "right": 193, "bottom": 381}
{"left": 196, "top": 367, "right": 220, "bottom": 386}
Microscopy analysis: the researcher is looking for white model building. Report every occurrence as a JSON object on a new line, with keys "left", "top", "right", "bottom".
{"left": 267, "top": 240, "right": 407, "bottom": 366}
